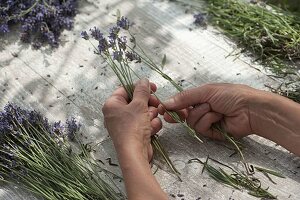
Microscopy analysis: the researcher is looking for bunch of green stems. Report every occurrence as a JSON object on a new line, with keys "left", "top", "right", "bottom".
{"left": 88, "top": 32, "right": 203, "bottom": 177}
{"left": 128, "top": 38, "right": 250, "bottom": 171}
{"left": 0, "top": 121, "right": 124, "bottom": 200}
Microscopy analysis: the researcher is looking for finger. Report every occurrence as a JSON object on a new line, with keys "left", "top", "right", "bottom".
{"left": 150, "top": 82, "right": 157, "bottom": 93}
{"left": 134, "top": 81, "right": 156, "bottom": 93}
{"left": 163, "top": 109, "right": 188, "bottom": 123}
{"left": 186, "top": 103, "right": 210, "bottom": 127}
{"left": 148, "top": 106, "right": 158, "bottom": 120}
{"left": 194, "top": 112, "right": 223, "bottom": 135}
{"left": 149, "top": 95, "right": 160, "bottom": 107}
{"left": 151, "top": 117, "right": 162, "bottom": 135}
{"left": 132, "top": 79, "right": 150, "bottom": 105}
{"left": 162, "top": 84, "right": 218, "bottom": 110}
{"left": 202, "top": 128, "right": 224, "bottom": 141}
{"left": 158, "top": 104, "right": 165, "bottom": 115}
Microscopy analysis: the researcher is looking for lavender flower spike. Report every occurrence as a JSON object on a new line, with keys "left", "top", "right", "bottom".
{"left": 193, "top": 13, "right": 207, "bottom": 27}
{"left": 117, "top": 16, "right": 130, "bottom": 30}
{"left": 66, "top": 117, "right": 81, "bottom": 140}
{"left": 81, "top": 31, "right": 89, "bottom": 40}
{"left": 89, "top": 27, "right": 104, "bottom": 41}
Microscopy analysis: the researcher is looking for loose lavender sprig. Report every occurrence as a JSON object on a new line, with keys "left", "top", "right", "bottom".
{"left": 0, "top": 0, "right": 78, "bottom": 48}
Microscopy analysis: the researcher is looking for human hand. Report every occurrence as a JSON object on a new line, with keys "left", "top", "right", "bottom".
{"left": 159, "top": 83, "right": 263, "bottom": 140}
{"left": 102, "top": 79, "right": 162, "bottom": 163}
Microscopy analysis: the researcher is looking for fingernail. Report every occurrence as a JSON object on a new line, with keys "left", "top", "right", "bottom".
{"left": 198, "top": 103, "right": 210, "bottom": 111}
{"left": 140, "top": 78, "right": 149, "bottom": 86}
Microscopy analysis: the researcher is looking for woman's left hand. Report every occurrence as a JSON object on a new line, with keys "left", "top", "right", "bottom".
{"left": 102, "top": 79, "right": 162, "bottom": 163}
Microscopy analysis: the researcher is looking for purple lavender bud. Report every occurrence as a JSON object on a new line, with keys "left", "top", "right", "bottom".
{"left": 193, "top": 13, "right": 207, "bottom": 26}
{"left": 0, "top": 24, "right": 9, "bottom": 33}
{"left": 89, "top": 27, "right": 104, "bottom": 41}
{"left": 98, "top": 38, "right": 109, "bottom": 54}
{"left": 108, "top": 26, "right": 120, "bottom": 41}
{"left": 117, "top": 16, "right": 130, "bottom": 30}
{"left": 52, "top": 121, "right": 64, "bottom": 135}
{"left": 81, "top": 31, "right": 89, "bottom": 40}
{"left": 66, "top": 117, "right": 81, "bottom": 141}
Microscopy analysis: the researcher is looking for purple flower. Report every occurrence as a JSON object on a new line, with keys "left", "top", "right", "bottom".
{"left": 193, "top": 13, "right": 207, "bottom": 26}
{"left": 0, "top": 24, "right": 9, "bottom": 33}
{"left": 52, "top": 121, "right": 64, "bottom": 135}
{"left": 0, "top": 0, "right": 78, "bottom": 48}
{"left": 81, "top": 31, "right": 89, "bottom": 40}
{"left": 117, "top": 16, "right": 130, "bottom": 30}
{"left": 90, "top": 27, "right": 104, "bottom": 41}
{"left": 97, "top": 38, "right": 109, "bottom": 54}
{"left": 113, "top": 51, "right": 123, "bottom": 62}
{"left": 66, "top": 117, "right": 81, "bottom": 140}
{"left": 108, "top": 26, "right": 120, "bottom": 42}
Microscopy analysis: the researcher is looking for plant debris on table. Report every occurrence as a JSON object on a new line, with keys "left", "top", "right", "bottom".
{"left": 0, "top": 103, "right": 124, "bottom": 200}
{"left": 188, "top": 156, "right": 285, "bottom": 199}
{"left": 0, "top": 0, "right": 78, "bottom": 48}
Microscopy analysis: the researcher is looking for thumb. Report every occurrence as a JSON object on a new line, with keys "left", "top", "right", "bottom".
{"left": 132, "top": 78, "right": 150, "bottom": 105}
{"left": 162, "top": 86, "right": 211, "bottom": 110}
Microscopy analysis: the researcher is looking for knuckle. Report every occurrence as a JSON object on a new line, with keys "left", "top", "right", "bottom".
{"left": 132, "top": 99, "right": 146, "bottom": 108}
{"left": 136, "top": 88, "right": 149, "bottom": 97}
{"left": 102, "top": 100, "right": 114, "bottom": 114}
{"left": 175, "top": 90, "right": 189, "bottom": 102}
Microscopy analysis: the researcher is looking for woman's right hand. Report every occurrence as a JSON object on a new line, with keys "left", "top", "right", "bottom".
{"left": 159, "top": 83, "right": 267, "bottom": 140}
{"left": 159, "top": 83, "right": 300, "bottom": 156}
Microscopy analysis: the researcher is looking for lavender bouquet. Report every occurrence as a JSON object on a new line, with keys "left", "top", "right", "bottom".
{"left": 0, "top": 0, "right": 77, "bottom": 48}
{"left": 0, "top": 103, "right": 124, "bottom": 200}
{"left": 81, "top": 15, "right": 208, "bottom": 178}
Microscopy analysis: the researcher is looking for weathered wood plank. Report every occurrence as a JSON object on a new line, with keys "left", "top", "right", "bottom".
{"left": 0, "top": 0, "right": 299, "bottom": 199}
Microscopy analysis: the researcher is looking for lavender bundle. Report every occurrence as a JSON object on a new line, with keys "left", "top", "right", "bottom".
{"left": 81, "top": 16, "right": 205, "bottom": 178}
{"left": 81, "top": 16, "right": 202, "bottom": 142}
{"left": 0, "top": 103, "right": 124, "bottom": 200}
{"left": 0, "top": 0, "right": 77, "bottom": 48}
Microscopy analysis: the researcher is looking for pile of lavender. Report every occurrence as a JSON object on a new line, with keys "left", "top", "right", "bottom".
{"left": 0, "top": 103, "right": 124, "bottom": 200}
{"left": 0, "top": 0, "right": 77, "bottom": 48}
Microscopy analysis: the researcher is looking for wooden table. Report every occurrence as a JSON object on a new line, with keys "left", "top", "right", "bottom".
{"left": 0, "top": 0, "right": 299, "bottom": 199}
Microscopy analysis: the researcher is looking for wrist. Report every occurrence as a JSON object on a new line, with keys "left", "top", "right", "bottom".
{"left": 249, "top": 90, "right": 300, "bottom": 154}
{"left": 114, "top": 141, "right": 149, "bottom": 167}
{"left": 248, "top": 90, "right": 276, "bottom": 136}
